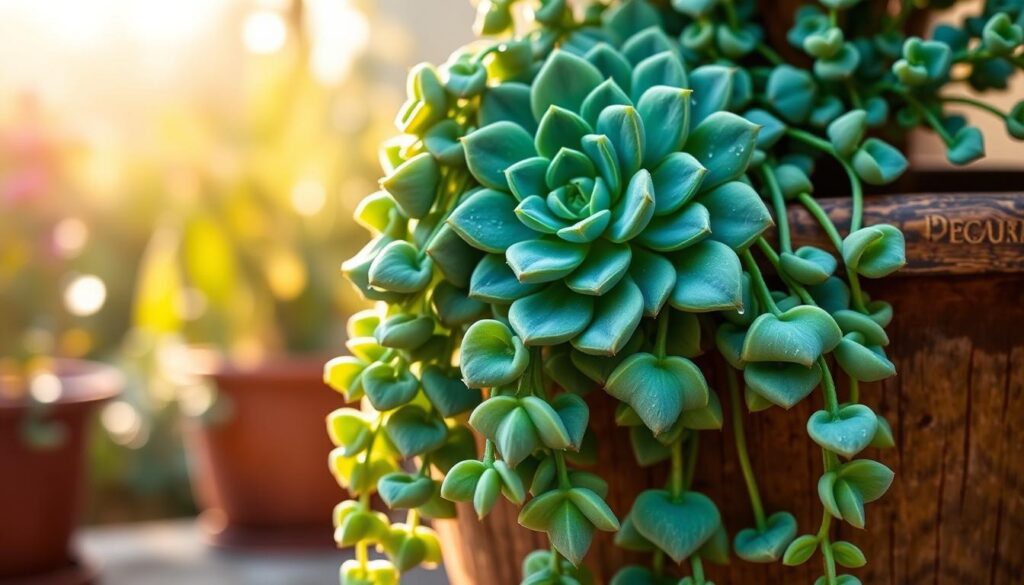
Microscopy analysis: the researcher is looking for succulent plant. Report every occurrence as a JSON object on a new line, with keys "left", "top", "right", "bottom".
{"left": 324, "top": 1, "right": 1024, "bottom": 584}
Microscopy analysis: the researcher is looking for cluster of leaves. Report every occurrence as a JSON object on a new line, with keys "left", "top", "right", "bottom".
{"left": 324, "top": 0, "right": 1024, "bottom": 584}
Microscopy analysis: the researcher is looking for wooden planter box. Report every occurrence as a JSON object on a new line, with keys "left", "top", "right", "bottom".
{"left": 435, "top": 190, "right": 1024, "bottom": 584}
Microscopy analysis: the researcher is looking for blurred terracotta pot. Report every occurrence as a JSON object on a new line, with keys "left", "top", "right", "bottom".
{"left": 184, "top": 354, "right": 346, "bottom": 549}
{"left": 0, "top": 360, "right": 120, "bottom": 583}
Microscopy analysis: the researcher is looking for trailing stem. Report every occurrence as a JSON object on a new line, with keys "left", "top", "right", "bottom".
{"left": 727, "top": 366, "right": 767, "bottom": 532}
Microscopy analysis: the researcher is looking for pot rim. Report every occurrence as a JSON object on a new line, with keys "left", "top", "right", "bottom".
{"left": 0, "top": 358, "right": 123, "bottom": 412}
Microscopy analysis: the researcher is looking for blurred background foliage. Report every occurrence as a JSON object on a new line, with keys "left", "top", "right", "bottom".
{"left": 0, "top": 0, "right": 473, "bottom": 522}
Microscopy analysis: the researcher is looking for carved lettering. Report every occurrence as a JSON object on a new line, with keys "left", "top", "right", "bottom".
{"left": 923, "top": 214, "right": 1023, "bottom": 245}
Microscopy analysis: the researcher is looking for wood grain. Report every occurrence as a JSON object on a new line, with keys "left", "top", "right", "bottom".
{"left": 435, "top": 194, "right": 1024, "bottom": 584}
{"left": 787, "top": 193, "right": 1024, "bottom": 275}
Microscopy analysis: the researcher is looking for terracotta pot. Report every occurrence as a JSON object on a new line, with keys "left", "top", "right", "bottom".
{"left": 435, "top": 190, "right": 1024, "bottom": 584}
{"left": 0, "top": 360, "right": 121, "bottom": 582}
{"left": 185, "top": 355, "right": 347, "bottom": 549}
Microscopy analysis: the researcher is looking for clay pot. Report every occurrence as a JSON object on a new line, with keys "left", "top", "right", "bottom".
{"left": 184, "top": 354, "right": 346, "bottom": 549}
{"left": 435, "top": 190, "right": 1024, "bottom": 584}
{"left": 0, "top": 360, "right": 121, "bottom": 583}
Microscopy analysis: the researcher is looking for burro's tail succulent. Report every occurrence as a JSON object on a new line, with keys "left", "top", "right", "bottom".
{"left": 324, "top": 1, "right": 1024, "bottom": 584}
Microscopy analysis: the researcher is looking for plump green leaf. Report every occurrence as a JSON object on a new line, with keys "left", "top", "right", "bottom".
{"left": 385, "top": 405, "right": 448, "bottom": 458}
{"left": 630, "top": 489, "right": 721, "bottom": 563}
{"left": 606, "top": 353, "right": 709, "bottom": 434}
{"left": 378, "top": 472, "right": 434, "bottom": 509}
{"left": 744, "top": 361, "right": 822, "bottom": 409}
{"left": 742, "top": 305, "right": 842, "bottom": 367}
{"left": 573, "top": 275, "right": 644, "bottom": 355}
{"left": 509, "top": 283, "right": 595, "bottom": 345}
{"left": 464, "top": 122, "right": 538, "bottom": 190}
{"left": 842, "top": 224, "right": 906, "bottom": 278}
{"left": 766, "top": 65, "right": 816, "bottom": 123}
{"left": 381, "top": 152, "right": 440, "bottom": 220}
{"left": 597, "top": 105, "right": 646, "bottom": 179}
{"left": 460, "top": 319, "right": 530, "bottom": 388}
{"left": 807, "top": 404, "right": 879, "bottom": 458}
{"left": 697, "top": 180, "right": 773, "bottom": 250}
{"left": 566, "top": 239, "right": 631, "bottom": 295}
{"left": 687, "top": 111, "right": 759, "bottom": 190}
{"left": 531, "top": 50, "right": 606, "bottom": 121}
{"left": 782, "top": 534, "right": 819, "bottom": 566}
{"left": 637, "top": 86, "right": 691, "bottom": 165}
{"left": 448, "top": 189, "right": 536, "bottom": 253}
{"left": 469, "top": 253, "right": 542, "bottom": 303}
{"left": 733, "top": 511, "right": 798, "bottom": 563}
{"left": 670, "top": 240, "right": 743, "bottom": 312}
{"left": 362, "top": 362, "right": 419, "bottom": 411}
{"left": 368, "top": 240, "right": 433, "bottom": 294}
{"left": 688, "top": 65, "right": 734, "bottom": 125}
{"left": 651, "top": 152, "right": 706, "bottom": 216}
{"left": 536, "top": 106, "right": 594, "bottom": 159}
{"left": 629, "top": 247, "right": 676, "bottom": 316}
{"left": 852, "top": 138, "right": 907, "bottom": 185}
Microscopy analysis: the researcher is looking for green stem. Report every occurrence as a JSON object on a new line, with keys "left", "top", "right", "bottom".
{"left": 818, "top": 357, "right": 840, "bottom": 416}
{"left": 554, "top": 451, "right": 572, "bottom": 489}
{"left": 785, "top": 129, "right": 863, "bottom": 232}
{"left": 819, "top": 522, "right": 838, "bottom": 585}
{"left": 691, "top": 554, "right": 706, "bottom": 583}
{"left": 720, "top": 0, "right": 739, "bottom": 29}
{"left": 849, "top": 376, "right": 860, "bottom": 404}
{"left": 903, "top": 92, "right": 955, "bottom": 145}
{"left": 756, "top": 42, "right": 784, "bottom": 65}
{"left": 941, "top": 95, "right": 1008, "bottom": 120}
{"left": 727, "top": 366, "right": 767, "bottom": 532}
{"left": 652, "top": 550, "right": 666, "bottom": 577}
{"left": 848, "top": 271, "right": 868, "bottom": 313}
{"left": 408, "top": 508, "right": 421, "bottom": 531}
{"left": 755, "top": 239, "right": 816, "bottom": 306}
{"left": 670, "top": 437, "right": 684, "bottom": 501}
{"left": 482, "top": 439, "right": 496, "bottom": 464}
{"left": 550, "top": 545, "right": 563, "bottom": 575}
{"left": 741, "top": 249, "right": 781, "bottom": 316}
{"left": 844, "top": 79, "right": 863, "bottom": 110}
{"left": 654, "top": 309, "right": 670, "bottom": 359}
{"left": 356, "top": 540, "right": 370, "bottom": 572}
{"left": 797, "top": 193, "right": 844, "bottom": 250}
{"left": 762, "top": 165, "right": 792, "bottom": 253}
{"left": 683, "top": 431, "right": 699, "bottom": 492}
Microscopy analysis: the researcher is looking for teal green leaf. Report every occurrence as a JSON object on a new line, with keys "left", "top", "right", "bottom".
{"left": 420, "top": 365, "right": 482, "bottom": 418}
{"left": 628, "top": 247, "right": 676, "bottom": 316}
{"left": 807, "top": 404, "right": 879, "bottom": 458}
{"left": 842, "top": 224, "right": 905, "bottom": 278}
{"left": 509, "top": 283, "right": 595, "bottom": 345}
{"left": 603, "top": 0, "right": 661, "bottom": 43}
{"left": 464, "top": 122, "right": 538, "bottom": 190}
{"left": 469, "top": 253, "right": 542, "bottom": 303}
{"left": 557, "top": 210, "right": 612, "bottom": 244}
{"left": 460, "top": 319, "right": 530, "bottom": 388}
{"left": 368, "top": 240, "right": 432, "bottom": 294}
{"left": 688, "top": 65, "right": 734, "bottom": 125}
{"left": 679, "top": 388, "right": 723, "bottom": 430}
{"left": 355, "top": 191, "right": 402, "bottom": 235}
{"left": 687, "top": 111, "right": 759, "bottom": 190}
{"left": 697, "top": 180, "right": 773, "bottom": 250}
{"left": 831, "top": 541, "right": 867, "bottom": 569}
{"left": 744, "top": 361, "right": 821, "bottom": 409}
{"left": 326, "top": 408, "right": 373, "bottom": 457}
{"left": 552, "top": 393, "right": 590, "bottom": 450}
{"left": 531, "top": 50, "right": 605, "bottom": 121}
{"left": 520, "top": 396, "right": 573, "bottom": 450}
{"left": 733, "top": 511, "right": 798, "bottom": 563}
{"left": 473, "top": 468, "right": 501, "bottom": 518}
{"left": 536, "top": 107, "right": 594, "bottom": 159}
{"left": 448, "top": 189, "right": 536, "bottom": 253}
{"left": 573, "top": 276, "right": 644, "bottom": 356}
{"left": 378, "top": 473, "right": 434, "bottom": 509}
{"left": 606, "top": 353, "right": 709, "bottom": 434}
{"left": 637, "top": 86, "right": 691, "bottom": 165}
{"left": 597, "top": 105, "right": 646, "bottom": 179}
{"left": 440, "top": 460, "right": 486, "bottom": 502}
{"left": 546, "top": 149, "right": 596, "bottom": 189}
{"left": 779, "top": 246, "right": 836, "bottom": 285}
{"left": 766, "top": 65, "right": 816, "bottom": 123}
{"left": 566, "top": 239, "right": 632, "bottom": 295}
{"left": 947, "top": 126, "right": 985, "bottom": 165}
{"left": 580, "top": 78, "right": 633, "bottom": 128}
{"left": 584, "top": 46, "right": 633, "bottom": 102}
{"left": 670, "top": 240, "right": 743, "bottom": 312}
{"left": 834, "top": 333, "right": 896, "bottom": 382}
{"left": 432, "top": 281, "right": 487, "bottom": 327}
{"left": 631, "top": 489, "right": 721, "bottom": 563}
{"left": 380, "top": 152, "right": 439, "bottom": 220}
{"left": 650, "top": 152, "right": 706, "bottom": 216}
{"left": 635, "top": 201, "right": 711, "bottom": 252}
{"left": 568, "top": 488, "right": 620, "bottom": 531}
{"left": 621, "top": 27, "right": 678, "bottom": 66}
{"left": 827, "top": 109, "right": 867, "bottom": 158}
{"left": 581, "top": 134, "right": 622, "bottom": 194}
{"left": 480, "top": 82, "right": 537, "bottom": 133}
{"left": 507, "top": 238, "right": 589, "bottom": 284}
{"left": 631, "top": 52, "right": 687, "bottom": 103}
{"left": 519, "top": 490, "right": 594, "bottom": 566}
{"left": 362, "top": 362, "right": 419, "bottom": 411}
{"left": 376, "top": 314, "right": 434, "bottom": 350}
{"left": 426, "top": 224, "right": 484, "bottom": 289}
{"left": 742, "top": 305, "right": 842, "bottom": 367}
{"left": 385, "top": 405, "right": 448, "bottom": 458}
{"left": 607, "top": 170, "right": 656, "bottom": 242}
{"left": 852, "top": 138, "right": 907, "bottom": 185}
{"left": 517, "top": 195, "right": 569, "bottom": 234}
{"left": 782, "top": 534, "right": 819, "bottom": 566}
{"left": 744, "top": 109, "right": 786, "bottom": 149}
{"left": 506, "top": 157, "right": 552, "bottom": 201}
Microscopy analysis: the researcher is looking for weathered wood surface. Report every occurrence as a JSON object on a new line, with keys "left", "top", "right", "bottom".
{"left": 788, "top": 193, "right": 1024, "bottom": 275}
{"left": 436, "top": 194, "right": 1024, "bottom": 584}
